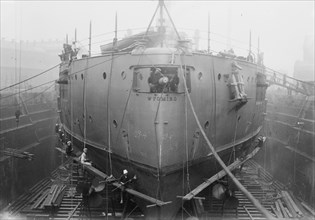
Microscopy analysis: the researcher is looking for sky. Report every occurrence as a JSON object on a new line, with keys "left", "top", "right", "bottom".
{"left": 1, "top": 0, "right": 314, "bottom": 75}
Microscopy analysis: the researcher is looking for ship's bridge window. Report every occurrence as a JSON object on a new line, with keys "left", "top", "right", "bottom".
{"left": 133, "top": 66, "right": 191, "bottom": 93}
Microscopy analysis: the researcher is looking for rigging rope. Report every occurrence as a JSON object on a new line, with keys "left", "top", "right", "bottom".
{"left": 178, "top": 51, "right": 275, "bottom": 219}
{"left": 113, "top": 50, "right": 148, "bottom": 148}
{"left": 153, "top": 82, "right": 169, "bottom": 202}
{"left": 0, "top": 81, "right": 55, "bottom": 100}
{"left": 17, "top": 83, "right": 55, "bottom": 105}
{"left": 0, "top": 63, "right": 60, "bottom": 92}
{"left": 106, "top": 51, "right": 114, "bottom": 175}
{"left": 1, "top": 53, "right": 125, "bottom": 101}
{"left": 228, "top": 113, "right": 239, "bottom": 166}
{"left": 83, "top": 58, "right": 89, "bottom": 150}
{"left": 183, "top": 64, "right": 191, "bottom": 193}
{"left": 0, "top": 82, "right": 55, "bottom": 107}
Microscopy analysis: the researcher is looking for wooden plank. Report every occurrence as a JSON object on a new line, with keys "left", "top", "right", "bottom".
{"left": 183, "top": 146, "right": 261, "bottom": 200}
{"left": 275, "top": 200, "right": 283, "bottom": 218}
{"left": 277, "top": 199, "right": 289, "bottom": 218}
{"left": 54, "top": 187, "right": 67, "bottom": 207}
{"left": 284, "top": 207, "right": 293, "bottom": 218}
{"left": 301, "top": 202, "right": 315, "bottom": 216}
{"left": 71, "top": 153, "right": 169, "bottom": 207}
{"left": 66, "top": 202, "right": 81, "bottom": 220}
{"left": 284, "top": 191, "right": 303, "bottom": 216}
{"left": 271, "top": 205, "right": 282, "bottom": 218}
{"left": 31, "top": 189, "right": 49, "bottom": 209}
{"left": 281, "top": 191, "right": 297, "bottom": 217}
{"left": 42, "top": 185, "right": 57, "bottom": 208}
{"left": 243, "top": 205, "right": 254, "bottom": 220}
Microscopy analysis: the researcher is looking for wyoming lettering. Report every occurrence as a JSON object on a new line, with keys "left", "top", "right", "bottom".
{"left": 147, "top": 96, "right": 177, "bottom": 101}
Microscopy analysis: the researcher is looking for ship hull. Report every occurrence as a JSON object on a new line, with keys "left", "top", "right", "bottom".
{"left": 64, "top": 126, "right": 260, "bottom": 218}
{"left": 59, "top": 48, "right": 267, "bottom": 218}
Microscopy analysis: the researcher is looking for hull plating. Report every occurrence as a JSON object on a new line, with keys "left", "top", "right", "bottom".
{"left": 59, "top": 50, "right": 267, "bottom": 217}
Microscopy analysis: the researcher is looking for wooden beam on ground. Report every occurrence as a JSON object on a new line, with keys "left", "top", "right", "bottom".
{"left": 275, "top": 200, "right": 283, "bottom": 218}
{"left": 277, "top": 199, "right": 289, "bottom": 218}
{"left": 281, "top": 191, "right": 297, "bottom": 217}
{"left": 301, "top": 202, "right": 315, "bottom": 216}
{"left": 243, "top": 205, "right": 254, "bottom": 220}
{"left": 283, "top": 191, "right": 303, "bottom": 216}
{"left": 271, "top": 205, "right": 282, "bottom": 218}
{"left": 182, "top": 146, "right": 261, "bottom": 200}
{"left": 66, "top": 202, "right": 81, "bottom": 220}
{"left": 176, "top": 196, "right": 205, "bottom": 200}
{"left": 56, "top": 147, "right": 170, "bottom": 207}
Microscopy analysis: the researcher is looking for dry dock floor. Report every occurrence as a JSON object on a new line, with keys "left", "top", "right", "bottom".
{"left": 1, "top": 159, "right": 314, "bottom": 220}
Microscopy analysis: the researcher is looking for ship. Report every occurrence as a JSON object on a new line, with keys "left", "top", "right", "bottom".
{"left": 0, "top": 39, "right": 61, "bottom": 209}
{"left": 255, "top": 35, "right": 315, "bottom": 208}
{"left": 57, "top": 1, "right": 270, "bottom": 218}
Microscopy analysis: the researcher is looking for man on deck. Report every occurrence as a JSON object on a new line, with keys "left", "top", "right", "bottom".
{"left": 148, "top": 68, "right": 163, "bottom": 93}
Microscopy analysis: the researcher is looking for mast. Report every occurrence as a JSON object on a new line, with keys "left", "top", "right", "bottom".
{"left": 113, "top": 12, "right": 118, "bottom": 49}
{"left": 249, "top": 29, "right": 252, "bottom": 55}
{"left": 208, "top": 12, "right": 210, "bottom": 53}
{"left": 227, "top": 6, "right": 231, "bottom": 50}
{"left": 19, "top": 40, "right": 21, "bottom": 101}
{"left": 143, "top": 0, "right": 180, "bottom": 43}
{"left": 74, "top": 28, "right": 77, "bottom": 43}
{"left": 89, "top": 21, "right": 92, "bottom": 57}
{"left": 162, "top": 1, "right": 180, "bottom": 40}
{"left": 257, "top": 36, "right": 260, "bottom": 56}
{"left": 159, "top": 0, "right": 164, "bottom": 47}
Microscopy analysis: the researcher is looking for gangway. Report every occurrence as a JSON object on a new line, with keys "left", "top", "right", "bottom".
{"left": 263, "top": 67, "right": 314, "bottom": 96}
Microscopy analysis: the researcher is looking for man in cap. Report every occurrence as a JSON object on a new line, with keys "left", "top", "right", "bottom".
{"left": 148, "top": 67, "right": 164, "bottom": 93}
{"left": 65, "top": 140, "right": 73, "bottom": 156}
{"left": 119, "top": 169, "right": 129, "bottom": 204}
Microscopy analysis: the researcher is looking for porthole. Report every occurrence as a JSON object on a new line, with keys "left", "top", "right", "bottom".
{"left": 113, "top": 120, "right": 118, "bottom": 128}
{"left": 89, "top": 115, "right": 93, "bottom": 122}
{"left": 198, "top": 72, "right": 203, "bottom": 80}
{"left": 121, "top": 71, "right": 126, "bottom": 80}
{"left": 103, "top": 72, "right": 107, "bottom": 79}
{"left": 81, "top": 74, "right": 84, "bottom": 80}
{"left": 204, "top": 121, "right": 209, "bottom": 129}
{"left": 218, "top": 73, "right": 221, "bottom": 80}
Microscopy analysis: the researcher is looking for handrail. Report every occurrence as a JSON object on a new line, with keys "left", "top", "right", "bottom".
{"left": 263, "top": 67, "right": 314, "bottom": 96}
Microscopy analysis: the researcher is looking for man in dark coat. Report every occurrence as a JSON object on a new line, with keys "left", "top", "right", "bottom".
{"left": 148, "top": 68, "right": 163, "bottom": 93}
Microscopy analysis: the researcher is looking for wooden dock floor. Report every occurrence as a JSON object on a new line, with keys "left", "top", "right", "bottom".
{"left": 1, "top": 158, "right": 314, "bottom": 220}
